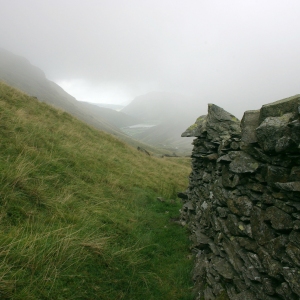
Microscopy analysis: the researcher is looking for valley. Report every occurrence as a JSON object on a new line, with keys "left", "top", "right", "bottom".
{"left": 0, "top": 48, "right": 201, "bottom": 156}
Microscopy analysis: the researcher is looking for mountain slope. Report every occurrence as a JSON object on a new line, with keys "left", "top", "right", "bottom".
{"left": 87, "top": 102, "right": 125, "bottom": 111}
{"left": 121, "top": 91, "right": 192, "bottom": 121}
{"left": 122, "top": 92, "right": 204, "bottom": 153}
{"left": 0, "top": 82, "right": 193, "bottom": 299}
{"left": 0, "top": 48, "right": 148, "bottom": 149}
{"left": 76, "top": 101, "right": 142, "bottom": 128}
{"left": 133, "top": 119, "right": 195, "bottom": 154}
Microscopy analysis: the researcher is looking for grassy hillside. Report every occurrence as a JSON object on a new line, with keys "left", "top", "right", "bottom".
{"left": 0, "top": 82, "right": 193, "bottom": 299}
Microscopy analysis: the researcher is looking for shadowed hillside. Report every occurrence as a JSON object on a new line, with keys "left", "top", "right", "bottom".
{"left": 0, "top": 82, "right": 194, "bottom": 299}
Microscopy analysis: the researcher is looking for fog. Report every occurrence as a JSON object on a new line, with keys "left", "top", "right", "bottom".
{"left": 1, "top": 0, "right": 300, "bottom": 118}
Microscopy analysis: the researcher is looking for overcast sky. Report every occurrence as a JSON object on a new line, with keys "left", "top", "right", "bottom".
{"left": 1, "top": 0, "right": 300, "bottom": 118}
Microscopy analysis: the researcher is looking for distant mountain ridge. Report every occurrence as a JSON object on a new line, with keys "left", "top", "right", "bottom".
{"left": 0, "top": 48, "right": 140, "bottom": 131}
{"left": 121, "top": 91, "right": 205, "bottom": 153}
{"left": 0, "top": 48, "right": 159, "bottom": 152}
{"left": 122, "top": 91, "right": 190, "bottom": 121}
{"left": 86, "top": 102, "right": 125, "bottom": 111}
{"left": 0, "top": 48, "right": 205, "bottom": 155}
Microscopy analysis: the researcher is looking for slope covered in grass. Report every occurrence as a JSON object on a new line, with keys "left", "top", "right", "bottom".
{"left": 0, "top": 82, "right": 194, "bottom": 299}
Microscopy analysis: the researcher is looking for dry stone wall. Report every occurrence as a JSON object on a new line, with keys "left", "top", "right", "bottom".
{"left": 179, "top": 96, "right": 300, "bottom": 300}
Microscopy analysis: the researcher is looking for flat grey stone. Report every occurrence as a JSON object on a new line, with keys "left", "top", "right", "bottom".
{"left": 264, "top": 206, "right": 294, "bottom": 230}
{"left": 181, "top": 115, "right": 207, "bottom": 137}
{"left": 229, "top": 152, "right": 259, "bottom": 174}
{"left": 275, "top": 181, "right": 300, "bottom": 192}
{"left": 256, "top": 113, "right": 294, "bottom": 153}
{"left": 282, "top": 268, "right": 300, "bottom": 296}
{"left": 206, "top": 104, "right": 241, "bottom": 141}
{"left": 241, "top": 110, "right": 260, "bottom": 144}
{"left": 259, "top": 94, "right": 300, "bottom": 124}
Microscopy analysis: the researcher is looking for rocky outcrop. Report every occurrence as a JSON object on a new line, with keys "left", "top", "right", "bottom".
{"left": 180, "top": 95, "right": 300, "bottom": 299}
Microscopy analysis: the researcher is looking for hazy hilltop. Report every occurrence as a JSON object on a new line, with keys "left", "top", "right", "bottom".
{"left": 121, "top": 92, "right": 205, "bottom": 154}
{"left": 0, "top": 48, "right": 146, "bottom": 146}
{"left": 122, "top": 91, "right": 201, "bottom": 122}
{"left": 89, "top": 102, "right": 125, "bottom": 111}
{"left": 0, "top": 48, "right": 83, "bottom": 114}
{"left": 75, "top": 102, "right": 141, "bottom": 129}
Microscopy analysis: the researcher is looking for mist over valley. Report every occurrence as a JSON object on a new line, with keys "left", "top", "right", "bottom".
{"left": 1, "top": 1, "right": 300, "bottom": 298}
{"left": 0, "top": 48, "right": 200, "bottom": 155}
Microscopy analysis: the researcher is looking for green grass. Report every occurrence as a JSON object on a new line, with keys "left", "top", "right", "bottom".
{"left": 0, "top": 82, "right": 194, "bottom": 299}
